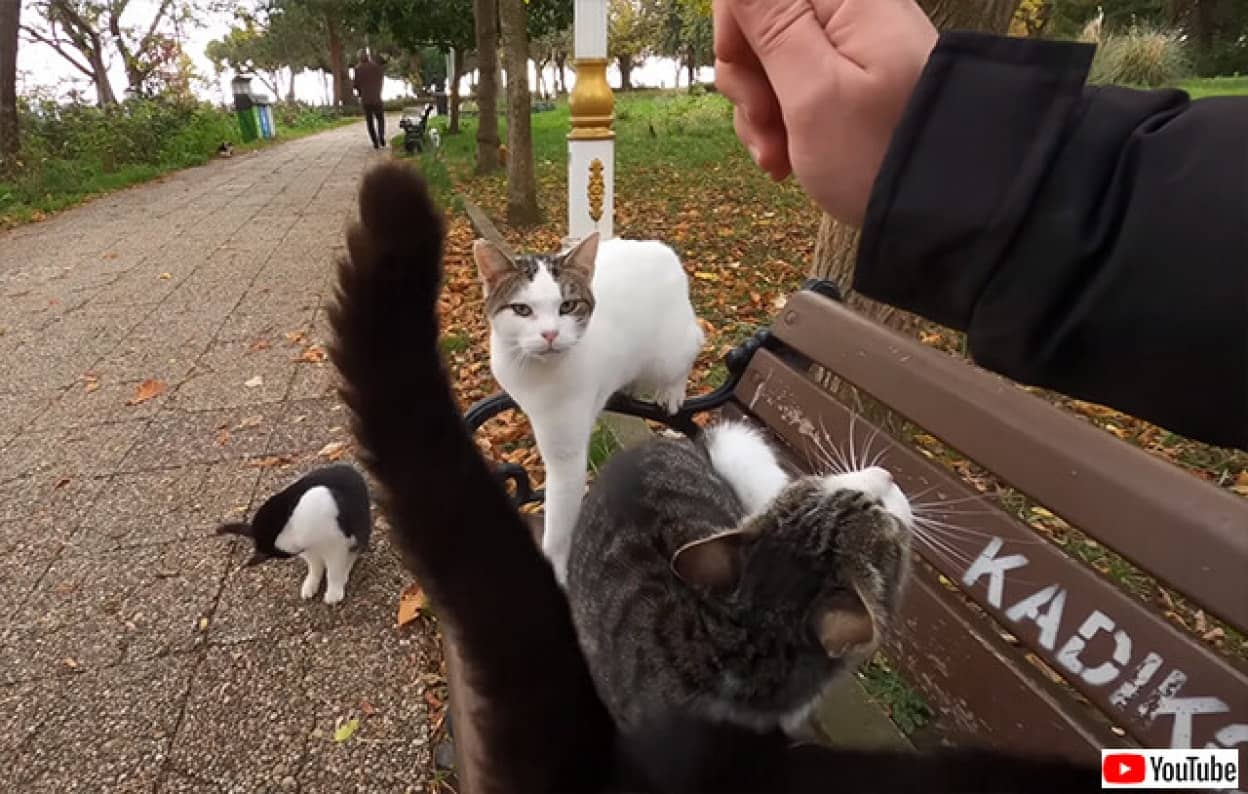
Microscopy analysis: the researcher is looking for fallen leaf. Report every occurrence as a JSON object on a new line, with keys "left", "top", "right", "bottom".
{"left": 236, "top": 415, "right": 263, "bottom": 430}
{"left": 248, "top": 339, "right": 270, "bottom": 353}
{"left": 244, "top": 375, "right": 264, "bottom": 388}
{"left": 54, "top": 477, "right": 71, "bottom": 490}
{"left": 333, "top": 716, "right": 360, "bottom": 743}
{"left": 1030, "top": 506, "right": 1055, "bottom": 519}
{"left": 126, "top": 379, "right": 166, "bottom": 405}
{"left": 198, "top": 617, "right": 210, "bottom": 632}
{"left": 63, "top": 657, "right": 78, "bottom": 669}
{"left": 296, "top": 345, "right": 327, "bottom": 364}
{"left": 245, "top": 455, "right": 294, "bottom": 469}
{"left": 693, "top": 271, "right": 719, "bottom": 282}
{"left": 318, "top": 441, "right": 349, "bottom": 461}
{"left": 215, "top": 428, "right": 230, "bottom": 447}
{"left": 159, "top": 272, "right": 172, "bottom": 280}
{"left": 285, "top": 330, "right": 308, "bottom": 345}
{"left": 102, "top": 251, "right": 119, "bottom": 260}
{"left": 360, "top": 700, "right": 378, "bottom": 716}
{"left": 397, "top": 583, "right": 428, "bottom": 627}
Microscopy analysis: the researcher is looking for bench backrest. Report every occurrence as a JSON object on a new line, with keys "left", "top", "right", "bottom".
{"left": 732, "top": 290, "right": 1248, "bottom": 759}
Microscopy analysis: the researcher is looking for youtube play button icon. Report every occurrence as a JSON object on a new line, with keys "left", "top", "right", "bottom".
{"left": 1103, "top": 754, "right": 1147, "bottom": 785}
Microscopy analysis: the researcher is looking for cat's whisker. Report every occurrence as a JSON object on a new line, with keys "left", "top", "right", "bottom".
{"left": 911, "top": 492, "right": 997, "bottom": 510}
{"left": 915, "top": 515, "right": 1047, "bottom": 546}
{"left": 911, "top": 530, "right": 980, "bottom": 570}
{"left": 859, "top": 424, "right": 885, "bottom": 472}
{"left": 815, "top": 417, "right": 853, "bottom": 474}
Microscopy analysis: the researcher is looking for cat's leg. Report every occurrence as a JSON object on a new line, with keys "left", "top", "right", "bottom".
{"left": 300, "top": 553, "right": 325, "bottom": 600}
{"left": 323, "top": 547, "right": 358, "bottom": 605}
{"left": 533, "top": 420, "right": 592, "bottom": 585}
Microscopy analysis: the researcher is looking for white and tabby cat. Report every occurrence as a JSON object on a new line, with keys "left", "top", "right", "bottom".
{"left": 474, "top": 233, "right": 704, "bottom": 582}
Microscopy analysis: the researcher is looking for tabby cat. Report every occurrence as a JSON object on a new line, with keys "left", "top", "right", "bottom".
{"left": 327, "top": 161, "right": 1097, "bottom": 793}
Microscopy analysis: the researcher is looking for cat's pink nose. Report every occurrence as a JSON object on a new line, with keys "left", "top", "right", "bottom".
{"left": 541, "top": 330, "right": 559, "bottom": 343}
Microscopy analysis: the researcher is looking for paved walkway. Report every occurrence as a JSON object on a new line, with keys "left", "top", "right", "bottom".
{"left": 0, "top": 122, "right": 443, "bottom": 793}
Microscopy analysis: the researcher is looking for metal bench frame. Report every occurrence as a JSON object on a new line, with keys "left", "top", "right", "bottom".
{"left": 447, "top": 279, "right": 1248, "bottom": 790}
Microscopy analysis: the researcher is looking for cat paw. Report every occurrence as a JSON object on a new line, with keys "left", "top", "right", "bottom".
{"left": 657, "top": 386, "right": 686, "bottom": 416}
{"left": 323, "top": 587, "right": 346, "bottom": 605}
{"left": 300, "top": 578, "right": 320, "bottom": 600}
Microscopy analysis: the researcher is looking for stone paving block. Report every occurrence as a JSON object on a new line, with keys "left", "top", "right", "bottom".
{"left": 1, "top": 420, "right": 148, "bottom": 482}
{"left": 266, "top": 397, "right": 350, "bottom": 458}
{"left": 0, "top": 539, "right": 228, "bottom": 682}
{"left": 6, "top": 654, "right": 194, "bottom": 792}
{"left": 123, "top": 406, "right": 281, "bottom": 470}
{"left": 31, "top": 377, "right": 169, "bottom": 431}
{"left": 96, "top": 336, "right": 211, "bottom": 385}
{"left": 297, "top": 624, "right": 439, "bottom": 792}
{"left": 0, "top": 390, "right": 56, "bottom": 442}
{"left": 288, "top": 361, "right": 339, "bottom": 402}
{"left": 167, "top": 639, "right": 314, "bottom": 790}
{"left": 168, "top": 345, "right": 296, "bottom": 413}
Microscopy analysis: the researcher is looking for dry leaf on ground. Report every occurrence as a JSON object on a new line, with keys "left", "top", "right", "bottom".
{"left": 244, "top": 375, "right": 263, "bottom": 388}
{"left": 397, "top": 584, "right": 428, "bottom": 627}
{"left": 126, "top": 379, "right": 166, "bottom": 405}
{"left": 248, "top": 339, "right": 270, "bottom": 353}
{"left": 296, "top": 345, "right": 327, "bottom": 364}
{"left": 333, "top": 716, "right": 360, "bottom": 743}
{"left": 245, "top": 455, "right": 294, "bottom": 469}
{"left": 318, "top": 440, "right": 349, "bottom": 461}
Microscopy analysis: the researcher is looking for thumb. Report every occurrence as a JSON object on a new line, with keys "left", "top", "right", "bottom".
{"left": 728, "top": 0, "right": 846, "bottom": 110}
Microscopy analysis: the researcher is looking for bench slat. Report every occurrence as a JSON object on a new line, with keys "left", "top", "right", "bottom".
{"left": 770, "top": 291, "right": 1248, "bottom": 636}
{"left": 736, "top": 350, "right": 1248, "bottom": 751}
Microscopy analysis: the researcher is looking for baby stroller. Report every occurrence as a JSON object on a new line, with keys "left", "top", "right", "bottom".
{"left": 399, "top": 104, "right": 436, "bottom": 155}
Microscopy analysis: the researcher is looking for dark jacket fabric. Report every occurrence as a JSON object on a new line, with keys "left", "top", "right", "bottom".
{"left": 353, "top": 60, "right": 385, "bottom": 107}
{"left": 856, "top": 32, "right": 1247, "bottom": 451}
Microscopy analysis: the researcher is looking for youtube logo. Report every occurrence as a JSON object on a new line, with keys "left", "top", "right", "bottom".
{"left": 1100, "top": 748, "right": 1239, "bottom": 788}
{"left": 1103, "top": 754, "right": 1146, "bottom": 785}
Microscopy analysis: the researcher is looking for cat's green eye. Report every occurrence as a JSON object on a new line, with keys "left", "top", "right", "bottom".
{"left": 559, "top": 300, "right": 580, "bottom": 315}
{"left": 509, "top": 303, "right": 532, "bottom": 317}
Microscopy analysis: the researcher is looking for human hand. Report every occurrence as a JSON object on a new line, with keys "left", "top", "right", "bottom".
{"left": 714, "top": 0, "right": 938, "bottom": 226}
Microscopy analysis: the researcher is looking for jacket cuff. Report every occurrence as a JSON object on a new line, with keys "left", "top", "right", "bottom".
{"left": 854, "top": 32, "right": 1094, "bottom": 330}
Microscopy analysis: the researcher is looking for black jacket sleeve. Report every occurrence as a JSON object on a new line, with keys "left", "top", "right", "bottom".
{"left": 855, "top": 31, "right": 1247, "bottom": 451}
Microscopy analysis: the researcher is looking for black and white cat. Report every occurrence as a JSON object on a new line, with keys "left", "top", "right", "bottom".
{"left": 326, "top": 161, "right": 1097, "bottom": 793}
{"left": 216, "top": 463, "right": 371, "bottom": 604}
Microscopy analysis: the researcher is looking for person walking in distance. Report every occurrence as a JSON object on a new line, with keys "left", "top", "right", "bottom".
{"left": 353, "top": 50, "right": 386, "bottom": 149}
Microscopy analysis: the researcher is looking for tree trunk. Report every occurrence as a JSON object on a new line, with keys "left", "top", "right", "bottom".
{"left": 555, "top": 53, "right": 567, "bottom": 94}
{"left": 499, "top": 0, "right": 540, "bottom": 226}
{"left": 810, "top": 0, "right": 1021, "bottom": 430}
{"left": 618, "top": 55, "right": 633, "bottom": 90}
{"left": 0, "top": 0, "right": 18, "bottom": 173}
{"left": 686, "top": 50, "right": 695, "bottom": 87}
{"left": 327, "top": 18, "right": 345, "bottom": 107}
{"left": 89, "top": 46, "right": 117, "bottom": 106}
{"left": 473, "top": 0, "right": 501, "bottom": 173}
{"left": 448, "top": 54, "right": 462, "bottom": 134}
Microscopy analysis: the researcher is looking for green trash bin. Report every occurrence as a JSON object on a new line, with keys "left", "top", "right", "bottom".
{"left": 231, "top": 75, "right": 264, "bottom": 143}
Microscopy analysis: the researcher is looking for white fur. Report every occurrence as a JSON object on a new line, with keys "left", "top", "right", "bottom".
{"left": 821, "top": 467, "right": 913, "bottom": 529}
{"left": 703, "top": 422, "right": 791, "bottom": 514}
{"left": 489, "top": 238, "right": 704, "bottom": 583}
{"left": 274, "top": 486, "right": 360, "bottom": 604}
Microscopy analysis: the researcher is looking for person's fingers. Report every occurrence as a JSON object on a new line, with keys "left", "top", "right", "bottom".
{"left": 733, "top": 107, "right": 792, "bottom": 180}
{"left": 712, "top": 0, "right": 756, "bottom": 67}
{"left": 727, "top": 0, "right": 846, "bottom": 112}
{"left": 714, "top": 59, "right": 782, "bottom": 132}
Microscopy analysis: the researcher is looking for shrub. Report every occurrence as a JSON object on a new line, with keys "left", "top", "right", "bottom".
{"left": 1090, "top": 25, "right": 1191, "bottom": 87}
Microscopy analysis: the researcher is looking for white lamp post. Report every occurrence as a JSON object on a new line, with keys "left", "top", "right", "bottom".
{"left": 567, "top": 0, "right": 614, "bottom": 242}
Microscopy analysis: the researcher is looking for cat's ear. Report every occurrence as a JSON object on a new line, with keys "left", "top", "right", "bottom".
{"left": 560, "top": 232, "right": 599, "bottom": 281}
{"left": 813, "top": 588, "right": 878, "bottom": 658}
{"left": 670, "top": 529, "right": 750, "bottom": 591}
{"left": 216, "top": 522, "right": 252, "bottom": 538}
{"left": 473, "top": 239, "right": 515, "bottom": 294}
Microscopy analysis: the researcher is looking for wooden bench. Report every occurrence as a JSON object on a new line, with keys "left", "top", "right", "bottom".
{"left": 446, "top": 280, "right": 1248, "bottom": 790}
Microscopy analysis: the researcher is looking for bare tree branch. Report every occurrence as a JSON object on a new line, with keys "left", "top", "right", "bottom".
{"left": 19, "top": 22, "right": 95, "bottom": 78}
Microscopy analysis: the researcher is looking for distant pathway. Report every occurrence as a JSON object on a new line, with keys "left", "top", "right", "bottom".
{"left": 0, "top": 119, "right": 441, "bottom": 793}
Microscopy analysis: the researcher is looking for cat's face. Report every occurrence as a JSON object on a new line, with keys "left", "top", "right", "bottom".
{"left": 474, "top": 234, "right": 598, "bottom": 358}
{"left": 673, "top": 465, "right": 912, "bottom": 665}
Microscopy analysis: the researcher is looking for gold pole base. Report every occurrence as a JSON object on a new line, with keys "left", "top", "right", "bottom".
{"left": 568, "top": 57, "right": 615, "bottom": 141}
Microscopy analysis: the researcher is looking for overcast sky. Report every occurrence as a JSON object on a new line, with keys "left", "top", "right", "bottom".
{"left": 16, "top": 0, "right": 711, "bottom": 106}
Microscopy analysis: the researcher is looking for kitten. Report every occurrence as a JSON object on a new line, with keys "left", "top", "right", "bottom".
{"left": 567, "top": 422, "right": 911, "bottom": 737}
{"left": 474, "top": 233, "right": 704, "bottom": 583}
{"left": 327, "top": 161, "right": 1097, "bottom": 793}
{"left": 216, "top": 463, "right": 371, "bottom": 604}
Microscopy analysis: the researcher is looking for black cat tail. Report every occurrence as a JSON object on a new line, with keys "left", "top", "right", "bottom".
{"left": 327, "top": 162, "right": 615, "bottom": 793}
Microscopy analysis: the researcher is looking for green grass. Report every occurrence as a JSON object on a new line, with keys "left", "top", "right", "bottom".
{"left": 587, "top": 422, "right": 623, "bottom": 474}
{"left": 439, "top": 330, "right": 472, "bottom": 355}
{"left": 857, "top": 654, "right": 933, "bottom": 736}
{"left": 1, "top": 101, "right": 350, "bottom": 228}
{"left": 1180, "top": 76, "right": 1248, "bottom": 98}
